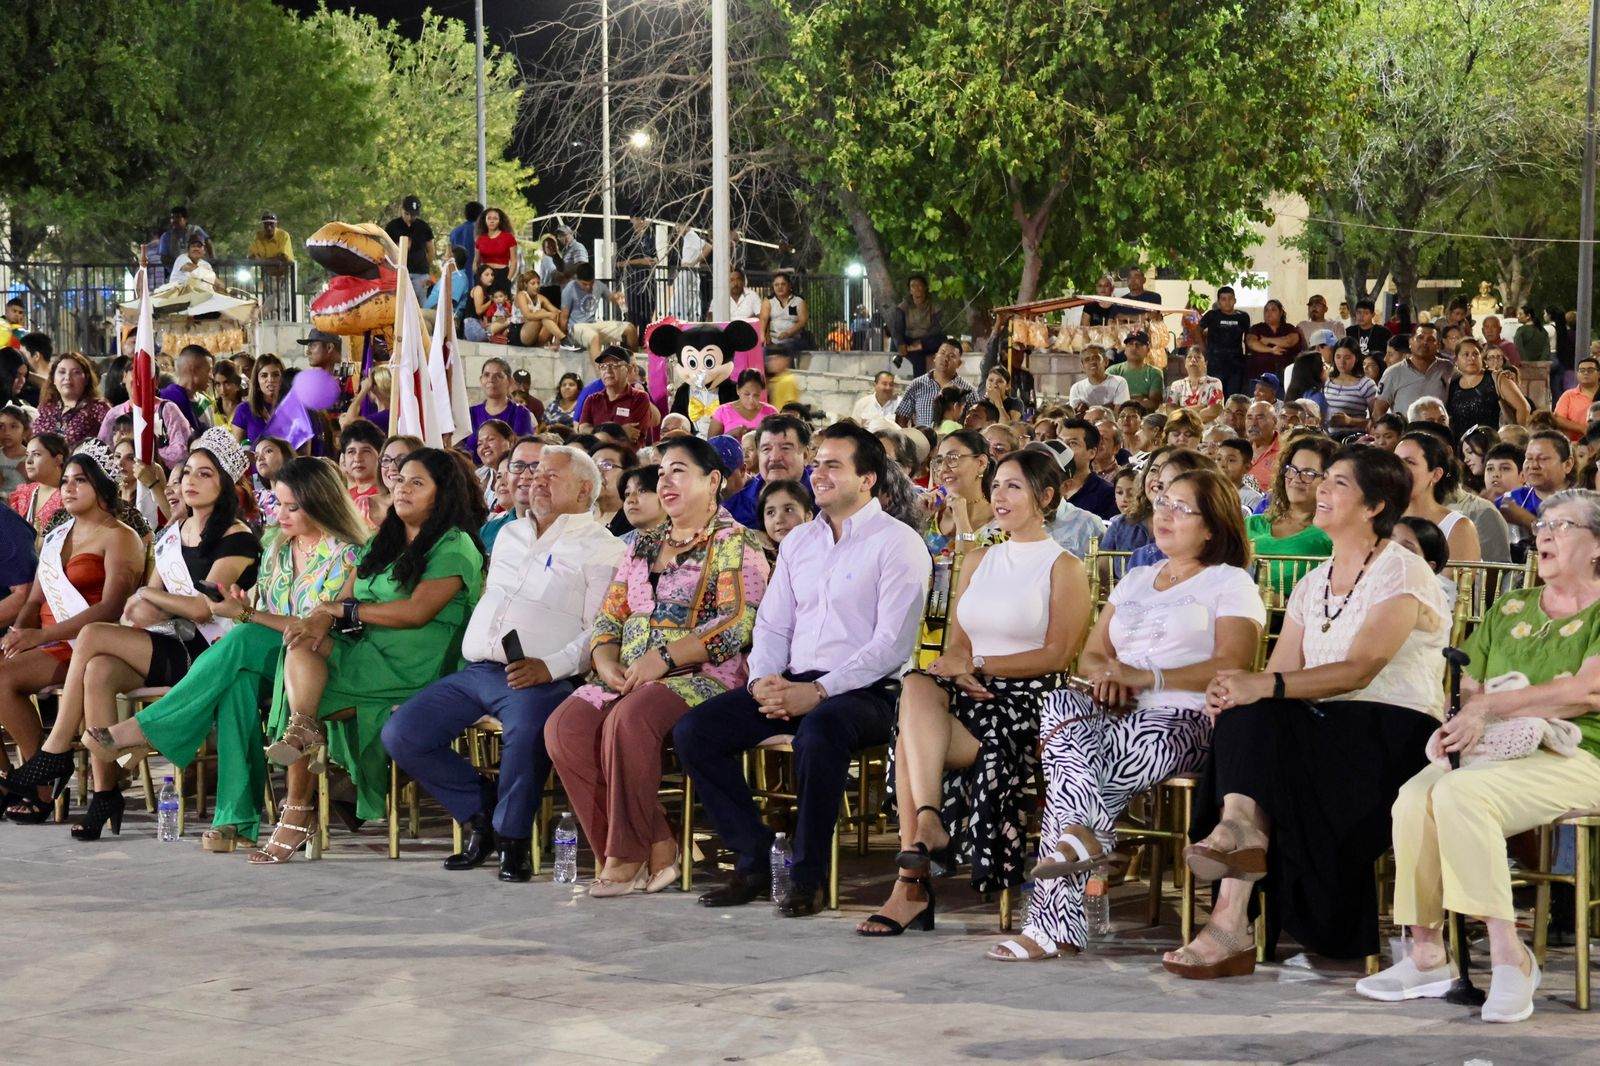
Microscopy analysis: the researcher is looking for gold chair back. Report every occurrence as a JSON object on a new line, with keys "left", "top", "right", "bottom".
{"left": 1451, "top": 556, "right": 1539, "bottom": 644}
{"left": 1252, "top": 553, "right": 1330, "bottom": 669}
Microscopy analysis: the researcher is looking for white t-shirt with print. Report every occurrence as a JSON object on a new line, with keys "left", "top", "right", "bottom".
{"left": 1108, "top": 563, "right": 1266, "bottom": 712}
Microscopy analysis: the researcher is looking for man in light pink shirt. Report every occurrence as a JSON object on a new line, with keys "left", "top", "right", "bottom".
{"left": 675, "top": 421, "right": 930, "bottom": 917}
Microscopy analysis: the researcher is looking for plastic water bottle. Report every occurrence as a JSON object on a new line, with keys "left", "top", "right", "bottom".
{"left": 553, "top": 812, "right": 579, "bottom": 884}
{"left": 1084, "top": 878, "right": 1111, "bottom": 940}
{"left": 770, "top": 833, "right": 794, "bottom": 909}
{"left": 157, "top": 776, "right": 180, "bottom": 841}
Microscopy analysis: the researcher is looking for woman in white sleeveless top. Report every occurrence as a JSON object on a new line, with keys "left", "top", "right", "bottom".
{"left": 858, "top": 449, "right": 1091, "bottom": 937}
{"left": 1396, "top": 431, "right": 1480, "bottom": 574}
{"left": 988, "top": 468, "right": 1264, "bottom": 961}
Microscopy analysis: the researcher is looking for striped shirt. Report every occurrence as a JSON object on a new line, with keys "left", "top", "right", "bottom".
{"left": 1324, "top": 377, "right": 1377, "bottom": 420}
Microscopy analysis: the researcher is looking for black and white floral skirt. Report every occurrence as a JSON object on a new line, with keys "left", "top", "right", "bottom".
{"left": 890, "top": 670, "right": 1061, "bottom": 893}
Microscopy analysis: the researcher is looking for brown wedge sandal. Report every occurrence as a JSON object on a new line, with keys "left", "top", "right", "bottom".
{"left": 1183, "top": 818, "right": 1267, "bottom": 883}
{"left": 1161, "top": 925, "right": 1257, "bottom": 980}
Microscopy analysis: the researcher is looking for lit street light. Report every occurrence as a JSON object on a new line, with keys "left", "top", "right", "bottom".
{"left": 629, "top": 129, "right": 651, "bottom": 150}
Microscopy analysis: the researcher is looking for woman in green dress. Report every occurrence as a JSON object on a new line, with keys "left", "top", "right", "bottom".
{"left": 80, "top": 458, "right": 368, "bottom": 850}
{"left": 1246, "top": 434, "right": 1334, "bottom": 603}
{"left": 253, "top": 447, "right": 484, "bottom": 864}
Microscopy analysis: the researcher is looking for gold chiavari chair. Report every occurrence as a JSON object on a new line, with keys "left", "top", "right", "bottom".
{"left": 1251, "top": 553, "right": 1329, "bottom": 669}
{"left": 1450, "top": 555, "right": 1539, "bottom": 645}
{"left": 1083, "top": 537, "right": 1135, "bottom": 621}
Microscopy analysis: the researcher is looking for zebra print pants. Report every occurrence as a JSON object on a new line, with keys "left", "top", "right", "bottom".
{"left": 1022, "top": 690, "right": 1212, "bottom": 950}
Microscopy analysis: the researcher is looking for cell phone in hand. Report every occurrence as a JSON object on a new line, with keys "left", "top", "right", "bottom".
{"left": 197, "top": 582, "right": 225, "bottom": 602}
{"left": 502, "top": 630, "right": 525, "bottom": 663}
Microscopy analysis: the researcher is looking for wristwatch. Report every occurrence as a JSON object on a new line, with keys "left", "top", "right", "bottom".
{"left": 972, "top": 654, "right": 987, "bottom": 674}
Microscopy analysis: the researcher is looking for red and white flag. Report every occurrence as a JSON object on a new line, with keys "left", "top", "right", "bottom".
{"left": 392, "top": 246, "right": 442, "bottom": 447}
{"left": 130, "top": 268, "right": 160, "bottom": 525}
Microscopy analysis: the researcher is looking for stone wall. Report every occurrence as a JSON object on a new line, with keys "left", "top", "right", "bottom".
{"left": 255, "top": 319, "right": 990, "bottom": 422}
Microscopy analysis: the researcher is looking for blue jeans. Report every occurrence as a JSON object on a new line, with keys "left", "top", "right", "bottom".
{"left": 381, "top": 661, "right": 575, "bottom": 839}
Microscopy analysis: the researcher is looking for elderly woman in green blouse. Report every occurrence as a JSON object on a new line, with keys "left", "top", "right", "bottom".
{"left": 1361, "top": 488, "right": 1600, "bottom": 1023}
{"left": 81, "top": 458, "right": 369, "bottom": 851}
{"left": 255, "top": 448, "right": 485, "bottom": 864}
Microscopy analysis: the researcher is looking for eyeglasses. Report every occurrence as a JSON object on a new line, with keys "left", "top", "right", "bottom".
{"left": 509, "top": 460, "right": 539, "bottom": 474}
{"left": 933, "top": 452, "right": 978, "bottom": 468}
{"left": 595, "top": 459, "right": 619, "bottom": 472}
{"left": 1533, "top": 518, "right": 1590, "bottom": 536}
{"left": 1283, "top": 465, "right": 1325, "bottom": 483}
{"left": 1153, "top": 496, "right": 1200, "bottom": 517}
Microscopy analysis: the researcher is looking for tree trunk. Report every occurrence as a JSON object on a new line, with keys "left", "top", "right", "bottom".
{"left": 1392, "top": 244, "right": 1420, "bottom": 310}
{"left": 833, "top": 186, "right": 896, "bottom": 309}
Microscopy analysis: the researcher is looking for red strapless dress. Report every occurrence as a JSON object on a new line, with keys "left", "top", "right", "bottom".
{"left": 38, "top": 554, "right": 107, "bottom": 663}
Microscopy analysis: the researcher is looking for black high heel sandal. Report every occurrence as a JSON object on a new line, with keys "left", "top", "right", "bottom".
{"left": 1, "top": 750, "right": 74, "bottom": 823}
{"left": 856, "top": 874, "right": 937, "bottom": 937}
{"left": 71, "top": 790, "right": 126, "bottom": 841}
{"left": 895, "top": 804, "right": 958, "bottom": 877}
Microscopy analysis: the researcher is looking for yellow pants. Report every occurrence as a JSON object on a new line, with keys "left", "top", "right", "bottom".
{"left": 1392, "top": 747, "right": 1600, "bottom": 926}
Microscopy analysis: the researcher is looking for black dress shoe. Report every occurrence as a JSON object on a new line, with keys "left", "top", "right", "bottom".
{"left": 498, "top": 837, "right": 534, "bottom": 882}
{"left": 444, "top": 812, "right": 497, "bottom": 871}
{"left": 697, "top": 872, "right": 769, "bottom": 907}
{"left": 777, "top": 882, "right": 823, "bottom": 918}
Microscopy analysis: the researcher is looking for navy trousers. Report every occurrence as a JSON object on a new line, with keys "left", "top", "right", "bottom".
{"left": 673, "top": 672, "right": 898, "bottom": 888}
{"left": 382, "top": 660, "right": 575, "bottom": 839}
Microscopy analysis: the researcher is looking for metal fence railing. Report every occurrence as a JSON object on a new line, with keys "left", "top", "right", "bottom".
{"left": 593, "top": 266, "right": 884, "bottom": 351}
{"left": 0, "top": 259, "right": 301, "bottom": 354}
{"left": 3, "top": 257, "right": 891, "bottom": 356}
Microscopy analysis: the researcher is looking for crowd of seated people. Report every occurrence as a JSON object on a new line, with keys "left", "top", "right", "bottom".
{"left": 4, "top": 317, "right": 1600, "bottom": 1028}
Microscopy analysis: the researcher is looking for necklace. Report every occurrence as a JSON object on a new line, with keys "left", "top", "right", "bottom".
{"left": 664, "top": 513, "right": 717, "bottom": 550}
{"left": 1321, "top": 540, "right": 1381, "bottom": 633}
{"left": 1156, "top": 561, "right": 1202, "bottom": 589}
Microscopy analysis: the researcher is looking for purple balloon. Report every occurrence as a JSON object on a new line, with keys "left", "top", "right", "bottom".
{"left": 263, "top": 368, "right": 342, "bottom": 449}
{"left": 286, "top": 367, "right": 342, "bottom": 412}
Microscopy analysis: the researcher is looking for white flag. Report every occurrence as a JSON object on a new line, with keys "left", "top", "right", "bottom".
{"left": 426, "top": 259, "right": 463, "bottom": 439}
{"left": 392, "top": 260, "right": 442, "bottom": 447}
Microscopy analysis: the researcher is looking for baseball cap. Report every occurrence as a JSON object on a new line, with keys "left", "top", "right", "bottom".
{"left": 296, "top": 328, "right": 341, "bottom": 346}
{"left": 1249, "top": 373, "right": 1283, "bottom": 395}
{"left": 708, "top": 434, "right": 745, "bottom": 473}
{"left": 260, "top": 211, "right": 278, "bottom": 223}
{"left": 1026, "top": 439, "right": 1073, "bottom": 472}
{"left": 402, "top": 195, "right": 421, "bottom": 212}
{"left": 594, "top": 345, "right": 632, "bottom": 365}
{"left": 1309, "top": 328, "right": 1338, "bottom": 348}
{"left": 1123, "top": 330, "right": 1150, "bottom": 345}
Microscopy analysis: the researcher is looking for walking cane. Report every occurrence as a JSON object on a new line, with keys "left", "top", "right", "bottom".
{"left": 1440, "top": 646, "right": 1487, "bottom": 1006}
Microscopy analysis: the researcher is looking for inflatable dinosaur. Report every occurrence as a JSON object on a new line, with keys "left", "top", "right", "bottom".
{"left": 306, "top": 222, "right": 399, "bottom": 338}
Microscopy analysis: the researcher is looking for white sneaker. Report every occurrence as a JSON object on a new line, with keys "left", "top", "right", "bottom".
{"left": 1355, "top": 955, "right": 1456, "bottom": 1002}
{"left": 1481, "top": 943, "right": 1541, "bottom": 1023}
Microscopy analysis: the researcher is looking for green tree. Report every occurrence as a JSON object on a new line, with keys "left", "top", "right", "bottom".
{"left": 2, "top": 2, "right": 534, "bottom": 272}
{"left": 307, "top": 7, "right": 536, "bottom": 253}
{"left": 1299, "top": 0, "right": 1585, "bottom": 308}
{"left": 772, "top": 0, "right": 1352, "bottom": 307}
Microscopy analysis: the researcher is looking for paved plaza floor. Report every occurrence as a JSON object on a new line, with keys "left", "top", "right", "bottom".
{"left": 3, "top": 802, "right": 1598, "bottom": 1066}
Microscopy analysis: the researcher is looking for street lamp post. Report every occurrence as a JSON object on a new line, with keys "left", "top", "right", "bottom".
{"left": 1578, "top": 0, "right": 1599, "bottom": 343}
{"left": 710, "top": 0, "right": 730, "bottom": 322}
{"left": 601, "top": 0, "right": 614, "bottom": 284}
{"left": 474, "top": 0, "right": 486, "bottom": 205}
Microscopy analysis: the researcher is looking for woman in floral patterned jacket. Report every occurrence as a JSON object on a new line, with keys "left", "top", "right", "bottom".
{"left": 547, "top": 435, "right": 769, "bottom": 897}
